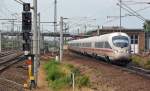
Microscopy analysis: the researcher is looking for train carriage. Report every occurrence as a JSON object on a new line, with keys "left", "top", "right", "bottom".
{"left": 68, "top": 32, "right": 131, "bottom": 65}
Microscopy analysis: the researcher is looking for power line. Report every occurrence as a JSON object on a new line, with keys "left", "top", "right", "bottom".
{"left": 120, "top": 0, "right": 122, "bottom": 29}
{"left": 106, "top": 0, "right": 146, "bottom": 24}
{"left": 117, "top": 3, "right": 144, "bottom": 21}
{"left": 124, "top": 1, "right": 150, "bottom": 5}
{"left": 14, "top": 0, "right": 24, "bottom": 5}
{"left": 121, "top": 2, "right": 146, "bottom": 21}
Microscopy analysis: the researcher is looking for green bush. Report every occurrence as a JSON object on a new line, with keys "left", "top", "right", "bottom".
{"left": 44, "top": 61, "right": 64, "bottom": 81}
{"left": 132, "top": 55, "right": 150, "bottom": 69}
{"left": 47, "top": 67, "right": 64, "bottom": 81}
{"left": 144, "top": 60, "right": 150, "bottom": 69}
{"left": 77, "top": 75, "right": 90, "bottom": 88}
{"left": 66, "top": 64, "right": 74, "bottom": 69}
{"left": 44, "top": 60, "right": 90, "bottom": 90}
{"left": 44, "top": 60, "right": 59, "bottom": 70}
{"left": 51, "top": 76, "right": 72, "bottom": 90}
{"left": 146, "top": 60, "right": 150, "bottom": 65}
{"left": 131, "top": 56, "right": 142, "bottom": 66}
{"left": 66, "top": 64, "right": 80, "bottom": 76}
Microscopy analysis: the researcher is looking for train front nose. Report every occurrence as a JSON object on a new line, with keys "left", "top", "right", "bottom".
{"left": 113, "top": 50, "right": 131, "bottom": 60}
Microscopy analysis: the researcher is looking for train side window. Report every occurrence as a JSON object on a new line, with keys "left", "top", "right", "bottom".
{"left": 83, "top": 43, "right": 85, "bottom": 47}
{"left": 88, "top": 43, "right": 91, "bottom": 47}
{"left": 82, "top": 43, "right": 84, "bottom": 47}
{"left": 82, "top": 42, "right": 91, "bottom": 47}
{"left": 95, "top": 42, "right": 103, "bottom": 48}
{"left": 105, "top": 42, "right": 111, "bottom": 49}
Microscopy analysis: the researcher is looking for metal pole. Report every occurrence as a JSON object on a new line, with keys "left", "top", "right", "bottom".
{"left": 72, "top": 73, "right": 75, "bottom": 91}
{"left": 38, "top": 13, "right": 40, "bottom": 55}
{"left": 120, "top": 0, "right": 122, "bottom": 31}
{"left": 84, "top": 25, "right": 87, "bottom": 34}
{"left": 60, "top": 17, "right": 63, "bottom": 62}
{"left": 54, "top": 0, "right": 57, "bottom": 48}
{"left": 77, "top": 28, "right": 79, "bottom": 35}
{"left": 64, "top": 23, "right": 66, "bottom": 44}
{"left": 33, "top": 0, "right": 38, "bottom": 86}
{"left": 0, "top": 31, "right": 1, "bottom": 52}
{"left": 97, "top": 26, "right": 100, "bottom": 36}
{"left": 11, "top": 20, "right": 15, "bottom": 32}
{"left": 40, "top": 25, "right": 44, "bottom": 53}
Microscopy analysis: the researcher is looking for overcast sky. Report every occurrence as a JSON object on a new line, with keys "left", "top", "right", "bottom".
{"left": 0, "top": 0, "right": 150, "bottom": 33}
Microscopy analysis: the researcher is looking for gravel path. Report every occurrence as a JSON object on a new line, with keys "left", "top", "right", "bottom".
{"left": 63, "top": 52, "right": 150, "bottom": 91}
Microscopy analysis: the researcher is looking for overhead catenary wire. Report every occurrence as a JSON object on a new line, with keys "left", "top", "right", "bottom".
{"left": 105, "top": 0, "right": 150, "bottom": 25}
{"left": 106, "top": 4, "right": 150, "bottom": 25}
{"left": 117, "top": 3, "right": 145, "bottom": 22}
{"left": 14, "top": 0, "right": 23, "bottom": 5}
{"left": 121, "top": 2, "right": 146, "bottom": 21}
{"left": 123, "top": 1, "right": 150, "bottom": 5}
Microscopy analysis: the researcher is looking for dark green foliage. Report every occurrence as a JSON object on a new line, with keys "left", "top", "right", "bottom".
{"left": 146, "top": 60, "right": 150, "bottom": 65}
{"left": 77, "top": 75, "right": 90, "bottom": 88}
{"left": 51, "top": 76, "right": 72, "bottom": 89}
{"left": 66, "top": 64, "right": 80, "bottom": 76}
{"left": 131, "top": 56, "right": 141, "bottom": 66}
{"left": 132, "top": 55, "right": 150, "bottom": 69}
{"left": 144, "top": 20, "right": 150, "bottom": 32}
{"left": 144, "top": 60, "right": 150, "bottom": 69}
{"left": 44, "top": 60, "right": 90, "bottom": 90}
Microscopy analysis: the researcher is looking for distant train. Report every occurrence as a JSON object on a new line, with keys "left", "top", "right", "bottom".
{"left": 68, "top": 32, "right": 131, "bottom": 65}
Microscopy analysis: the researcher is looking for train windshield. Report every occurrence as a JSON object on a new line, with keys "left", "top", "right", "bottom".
{"left": 112, "top": 36, "right": 129, "bottom": 48}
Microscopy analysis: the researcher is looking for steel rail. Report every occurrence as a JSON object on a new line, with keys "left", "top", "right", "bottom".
{"left": 0, "top": 53, "right": 24, "bottom": 71}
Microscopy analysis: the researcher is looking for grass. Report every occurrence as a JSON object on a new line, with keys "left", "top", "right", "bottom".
{"left": 131, "top": 55, "right": 143, "bottom": 66}
{"left": 144, "top": 59, "right": 150, "bottom": 69}
{"left": 77, "top": 75, "right": 90, "bottom": 88}
{"left": 131, "top": 55, "right": 150, "bottom": 69}
{"left": 44, "top": 60, "right": 90, "bottom": 90}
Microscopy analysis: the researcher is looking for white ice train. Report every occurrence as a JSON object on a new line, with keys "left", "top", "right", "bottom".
{"left": 68, "top": 32, "right": 131, "bottom": 65}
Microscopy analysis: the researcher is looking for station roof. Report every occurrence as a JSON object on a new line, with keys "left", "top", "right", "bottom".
{"left": 87, "top": 28, "right": 144, "bottom": 35}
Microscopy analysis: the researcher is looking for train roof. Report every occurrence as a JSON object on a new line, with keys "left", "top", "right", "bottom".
{"left": 68, "top": 32, "right": 129, "bottom": 43}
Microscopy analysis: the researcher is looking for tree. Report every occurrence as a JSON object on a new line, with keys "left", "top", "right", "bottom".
{"left": 144, "top": 20, "right": 150, "bottom": 32}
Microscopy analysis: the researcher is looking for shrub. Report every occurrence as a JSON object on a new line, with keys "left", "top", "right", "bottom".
{"left": 44, "top": 60, "right": 64, "bottom": 81}
{"left": 132, "top": 55, "right": 150, "bottom": 69}
{"left": 44, "top": 60, "right": 90, "bottom": 90}
{"left": 50, "top": 76, "right": 72, "bottom": 90}
{"left": 146, "top": 60, "right": 150, "bottom": 65}
{"left": 77, "top": 75, "right": 90, "bottom": 88}
{"left": 131, "top": 55, "right": 142, "bottom": 66}
{"left": 47, "top": 67, "right": 64, "bottom": 81}
{"left": 66, "top": 64, "right": 80, "bottom": 76}
{"left": 66, "top": 64, "right": 74, "bottom": 69}
{"left": 144, "top": 60, "right": 150, "bottom": 69}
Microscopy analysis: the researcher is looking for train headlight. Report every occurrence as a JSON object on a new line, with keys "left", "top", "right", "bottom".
{"left": 114, "top": 50, "right": 118, "bottom": 53}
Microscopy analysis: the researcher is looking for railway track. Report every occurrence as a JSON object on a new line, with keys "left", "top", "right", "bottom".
{"left": 0, "top": 52, "right": 25, "bottom": 91}
{"left": 95, "top": 56, "right": 150, "bottom": 79}
{"left": 125, "top": 65, "right": 150, "bottom": 79}
{"left": 0, "top": 52, "right": 24, "bottom": 72}
{"left": 64, "top": 52, "right": 150, "bottom": 91}
{"left": 102, "top": 60, "right": 150, "bottom": 79}
{"left": 0, "top": 51, "right": 15, "bottom": 58}
{"left": 71, "top": 52, "right": 150, "bottom": 79}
